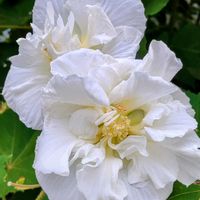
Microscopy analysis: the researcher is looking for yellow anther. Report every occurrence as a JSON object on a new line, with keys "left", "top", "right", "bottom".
{"left": 95, "top": 106, "right": 145, "bottom": 145}
{"left": 114, "top": 104, "right": 127, "bottom": 113}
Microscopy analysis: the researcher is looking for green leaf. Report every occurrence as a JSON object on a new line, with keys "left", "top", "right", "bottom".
{"left": 136, "top": 37, "right": 147, "bottom": 59}
{"left": 43, "top": 196, "right": 49, "bottom": 200}
{"left": 171, "top": 24, "right": 200, "bottom": 80}
{"left": 187, "top": 92, "right": 200, "bottom": 136}
{"left": 142, "top": 0, "right": 170, "bottom": 15}
{"left": 0, "top": 42, "right": 18, "bottom": 101}
{"left": 0, "top": 109, "right": 38, "bottom": 198}
{"left": 168, "top": 182, "right": 200, "bottom": 200}
{"left": 0, "top": 0, "right": 34, "bottom": 29}
{"left": 0, "top": 155, "right": 13, "bottom": 196}
{"left": 158, "top": 33, "right": 198, "bottom": 91}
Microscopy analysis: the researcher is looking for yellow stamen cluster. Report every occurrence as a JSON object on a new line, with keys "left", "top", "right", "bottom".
{"left": 101, "top": 115, "right": 131, "bottom": 142}
{"left": 95, "top": 105, "right": 145, "bottom": 144}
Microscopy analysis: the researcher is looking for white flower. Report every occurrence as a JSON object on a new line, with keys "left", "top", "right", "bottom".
{"left": 33, "top": 43, "right": 200, "bottom": 200}
{"left": 3, "top": 0, "right": 146, "bottom": 130}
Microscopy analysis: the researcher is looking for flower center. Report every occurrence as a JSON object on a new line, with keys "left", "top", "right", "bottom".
{"left": 95, "top": 105, "right": 145, "bottom": 144}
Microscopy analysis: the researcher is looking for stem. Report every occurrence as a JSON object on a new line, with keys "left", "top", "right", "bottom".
{"left": 35, "top": 191, "right": 46, "bottom": 200}
{"left": 0, "top": 25, "right": 31, "bottom": 30}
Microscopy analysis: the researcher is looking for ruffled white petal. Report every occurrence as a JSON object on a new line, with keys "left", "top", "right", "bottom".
{"left": 3, "top": 66, "right": 49, "bottom": 130}
{"left": 34, "top": 115, "right": 83, "bottom": 175}
{"left": 110, "top": 59, "right": 134, "bottom": 80}
{"left": 143, "top": 104, "right": 165, "bottom": 126}
{"left": 36, "top": 167, "right": 85, "bottom": 200}
{"left": 3, "top": 36, "right": 50, "bottom": 130}
{"left": 33, "top": 0, "right": 69, "bottom": 29}
{"left": 121, "top": 169, "right": 173, "bottom": 200}
{"left": 33, "top": 0, "right": 146, "bottom": 60}
{"left": 109, "top": 136, "right": 148, "bottom": 159}
{"left": 128, "top": 142, "right": 179, "bottom": 189}
{"left": 43, "top": 12, "right": 81, "bottom": 59}
{"left": 110, "top": 72, "right": 177, "bottom": 110}
{"left": 33, "top": 0, "right": 146, "bottom": 61}
{"left": 102, "top": 26, "right": 142, "bottom": 58}
{"left": 44, "top": 75, "right": 110, "bottom": 106}
{"left": 164, "top": 132, "right": 200, "bottom": 186}
{"left": 51, "top": 48, "right": 129, "bottom": 95}
{"left": 35, "top": 97, "right": 106, "bottom": 175}
{"left": 66, "top": 0, "right": 90, "bottom": 35}
{"left": 86, "top": 5, "right": 117, "bottom": 47}
{"left": 68, "top": 108, "right": 100, "bottom": 140}
{"left": 88, "top": 66, "right": 122, "bottom": 94}
{"left": 144, "top": 103, "right": 197, "bottom": 141}
{"left": 138, "top": 40, "right": 182, "bottom": 81}
{"left": 51, "top": 48, "right": 115, "bottom": 77}
{"left": 77, "top": 157, "right": 127, "bottom": 200}
{"left": 10, "top": 38, "right": 50, "bottom": 69}
{"left": 123, "top": 179, "right": 173, "bottom": 200}
{"left": 172, "top": 89, "right": 195, "bottom": 116}
{"left": 101, "top": 0, "right": 146, "bottom": 33}
{"left": 67, "top": 0, "right": 146, "bottom": 34}
{"left": 80, "top": 146, "right": 105, "bottom": 167}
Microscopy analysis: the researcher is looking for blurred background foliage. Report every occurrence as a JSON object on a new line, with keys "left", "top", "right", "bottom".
{"left": 0, "top": 0, "right": 200, "bottom": 199}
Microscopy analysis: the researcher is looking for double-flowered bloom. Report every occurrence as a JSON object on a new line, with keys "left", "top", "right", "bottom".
{"left": 3, "top": 0, "right": 146, "bottom": 130}
{"left": 3, "top": 0, "right": 200, "bottom": 200}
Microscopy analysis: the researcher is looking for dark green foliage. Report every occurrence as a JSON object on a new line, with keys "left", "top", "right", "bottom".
{"left": 0, "top": 0, "right": 34, "bottom": 27}
{"left": 0, "top": 110, "right": 38, "bottom": 198}
{"left": 187, "top": 92, "right": 200, "bottom": 136}
{"left": 169, "top": 182, "right": 200, "bottom": 200}
{"left": 142, "top": 0, "right": 170, "bottom": 15}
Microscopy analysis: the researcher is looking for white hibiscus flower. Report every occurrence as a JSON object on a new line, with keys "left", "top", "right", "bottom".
{"left": 3, "top": 0, "right": 146, "bottom": 130}
{"left": 33, "top": 43, "right": 200, "bottom": 200}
